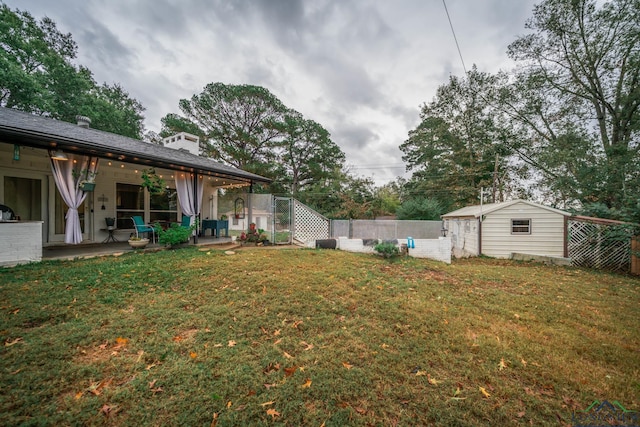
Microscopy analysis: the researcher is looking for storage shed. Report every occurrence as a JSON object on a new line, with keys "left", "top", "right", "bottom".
{"left": 442, "top": 199, "right": 571, "bottom": 259}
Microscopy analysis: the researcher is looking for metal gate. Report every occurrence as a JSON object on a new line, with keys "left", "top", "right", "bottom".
{"left": 273, "top": 197, "right": 292, "bottom": 245}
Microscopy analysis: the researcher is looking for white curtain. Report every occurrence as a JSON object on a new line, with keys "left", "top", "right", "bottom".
{"left": 49, "top": 152, "right": 99, "bottom": 244}
{"left": 175, "top": 173, "right": 203, "bottom": 234}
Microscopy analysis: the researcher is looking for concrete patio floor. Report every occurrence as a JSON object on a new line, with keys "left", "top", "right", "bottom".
{"left": 42, "top": 236, "right": 237, "bottom": 262}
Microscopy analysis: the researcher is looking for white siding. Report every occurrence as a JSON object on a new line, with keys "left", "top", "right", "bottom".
{"left": 446, "top": 218, "right": 479, "bottom": 257}
{"left": 481, "top": 201, "right": 565, "bottom": 258}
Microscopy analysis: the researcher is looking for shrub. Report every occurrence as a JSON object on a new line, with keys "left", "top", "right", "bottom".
{"left": 155, "top": 223, "right": 194, "bottom": 247}
{"left": 374, "top": 242, "right": 400, "bottom": 258}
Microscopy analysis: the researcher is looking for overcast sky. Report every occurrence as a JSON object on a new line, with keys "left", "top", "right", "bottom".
{"left": 5, "top": 0, "right": 538, "bottom": 185}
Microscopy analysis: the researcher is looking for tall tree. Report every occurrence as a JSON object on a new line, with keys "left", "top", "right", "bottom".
{"left": 506, "top": 0, "right": 640, "bottom": 213}
{"left": 0, "top": 5, "right": 145, "bottom": 138}
{"left": 276, "top": 111, "right": 345, "bottom": 196}
{"left": 174, "top": 83, "right": 287, "bottom": 172}
{"left": 400, "top": 67, "right": 518, "bottom": 210}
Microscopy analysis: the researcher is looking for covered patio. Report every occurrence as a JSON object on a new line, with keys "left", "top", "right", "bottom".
{"left": 0, "top": 107, "right": 271, "bottom": 265}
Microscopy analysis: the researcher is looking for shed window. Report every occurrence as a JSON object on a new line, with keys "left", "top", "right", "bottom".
{"left": 511, "top": 219, "right": 531, "bottom": 234}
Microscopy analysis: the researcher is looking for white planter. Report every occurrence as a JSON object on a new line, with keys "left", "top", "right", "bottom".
{"left": 128, "top": 238, "right": 149, "bottom": 249}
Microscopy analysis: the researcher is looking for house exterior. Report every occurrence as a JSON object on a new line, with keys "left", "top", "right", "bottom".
{"left": 442, "top": 199, "right": 571, "bottom": 259}
{"left": 0, "top": 107, "right": 270, "bottom": 264}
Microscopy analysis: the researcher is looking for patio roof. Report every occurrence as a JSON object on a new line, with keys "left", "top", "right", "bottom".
{"left": 0, "top": 107, "right": 271, "bottom": 185}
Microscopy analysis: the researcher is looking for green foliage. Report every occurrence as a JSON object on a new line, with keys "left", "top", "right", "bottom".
{"left": 373, "top": 241, "right": 400, "bottom": 258}
{"left": 141, "top": 168, "right": 166, "bottom": 195}
{"left": 396, "top": 196, "right": 446, "bottom": 220}
{"left": 505, "top": 0, "right": 640, "bottom": 213}
{"left": 0, "top": 5, "right": 145, "bottom": 138}
{"left": 155, "top": 222, "right": 195, "bottom": 247}
{"left": 400, "top": 67, "right": 518, "bottom": 208}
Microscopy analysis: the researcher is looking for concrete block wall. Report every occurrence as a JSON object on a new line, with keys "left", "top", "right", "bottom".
{"left": 334, "top": 237, "right": 451, "bottom": 264}
{"left": 406, "top": 237, "right": 451, "bottom": 264}
{"left": 0, "top": 221, "right": 43, "bottom": 267}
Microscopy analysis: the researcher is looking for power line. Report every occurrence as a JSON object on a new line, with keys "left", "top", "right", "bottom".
{"left": 442, "top": 0, "right": 467, "bottom": 75}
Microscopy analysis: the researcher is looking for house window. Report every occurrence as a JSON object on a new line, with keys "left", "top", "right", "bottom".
{"left": 116, "top": 183, "right": 144, "bottom": 229}
{"left": 511, "top": 219, "right": 531, "bottom": 234}
{"left": 150, "top": 188, "right": 177, "bottom": 223}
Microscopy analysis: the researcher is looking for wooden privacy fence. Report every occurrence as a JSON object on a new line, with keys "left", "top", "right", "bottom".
{"left": 568, "top": 216, "right": 638, "bottom": 274}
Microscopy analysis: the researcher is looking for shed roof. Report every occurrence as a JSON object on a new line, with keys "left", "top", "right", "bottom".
{"left": 441, "top": 199, "right": 570, "bottom": 219}
{"left": 0, "top": 107, "right": 271, "bottom": 185}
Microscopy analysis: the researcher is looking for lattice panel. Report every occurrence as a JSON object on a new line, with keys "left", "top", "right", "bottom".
{"left": 293, "top": 200, "right": 329, "bottom": 243}
{"left": 568, "top": 220, "right": 630, "bottom": 272}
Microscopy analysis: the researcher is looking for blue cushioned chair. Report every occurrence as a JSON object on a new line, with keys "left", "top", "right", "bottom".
{"left": 131, "top": 216, "right": 156, "bottom": 243}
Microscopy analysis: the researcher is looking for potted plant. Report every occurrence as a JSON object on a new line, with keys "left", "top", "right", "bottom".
{"left": 128, "top": 236, "right": 150, "bottom": 249}
{"left": 74, "top": 169, "right": 98, "bottom": 192}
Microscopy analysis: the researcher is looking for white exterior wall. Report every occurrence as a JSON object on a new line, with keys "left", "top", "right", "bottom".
{"left": 337, "top": 237, "right": 451, "bottom": 263}
{"left": 0, "top": 221, "right": 43, "bottom": 266}
{"left": 445, "top": 218, "right": 479, "bottom": 257}
{"left": 481, "top": 202, "right": 566, "bottom": 258}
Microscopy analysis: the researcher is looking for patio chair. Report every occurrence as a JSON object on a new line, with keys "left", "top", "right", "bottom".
{"left": 131, "top": 216, "right": 156, "bottom": 243}
{"left": 180, "top": 215, "right": 191, "bottom": 229}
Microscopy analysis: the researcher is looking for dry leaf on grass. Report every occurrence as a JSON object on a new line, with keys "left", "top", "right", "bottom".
{"left": 5, "top": 337, "right": 23, "bottom": 347}
{"left": 266, "top": 408, "right": 280, "bottom": 419}
{"left": 284, "top": 366, "right": 297, "bottom": 377}
{"left": 190, "top": 352, "right": 197, "bottom": 359}
{"left": 228, "top": 340, "right": 236, "bottom": 347}
{"left": 427, "top": 374, "right": 442, "bottom": 385}
{"left": 479, "top": 387, "right": 491, "bottom": 398}
{"left": 342, "top": 362, "right": 353, "bottom": 370}
{"left": 301, "top": 378, "right": 312, "bottom": 388}
{"left": 283, "top": 351, "right": 293, "bottom": 359}
{"left": 260, "top": 401, "right": 275, "bottom": 407}
{"left": 499, "top": 358, "right": 507, "bottom": 371}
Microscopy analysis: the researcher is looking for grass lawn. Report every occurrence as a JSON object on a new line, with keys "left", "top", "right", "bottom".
{"left": 1, "top": 247, "right": 639, "bottom": 426}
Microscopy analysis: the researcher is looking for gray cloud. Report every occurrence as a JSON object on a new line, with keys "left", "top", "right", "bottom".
{"left": 5, "top": 0, "right": 539, "bottom": 185}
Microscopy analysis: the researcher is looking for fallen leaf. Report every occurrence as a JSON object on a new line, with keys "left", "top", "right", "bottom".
{"left": 342, "top": 362, "right": 353, "bottom": 370}
{"left": 292, "top": 320, "right": 303, "bottom": 329}
{"left": 149, "top": 379, "right": 157, "bottom": 389}
{"left": 114, "top": 337, "right": 129, "bottom": 348}
{"left": 228, "top": 340, "right": 236, "bottom": 347}
{"left": 414, "top": 370, "right": 428, "bottom": 376}
{"left": 98, "top": 342, "right": 108, "bottom": 350}
{"left": 260, "top": 401, "right": 275, "bottom": 407}
{"left": 145, "top": 361, "right": 160, "bottom": 370}
{"left": 516, "top": 411, "right": 525, "bottom": 418}
{"left": 4, "top": 337, "right": 23, "bottom": 347}
{"left": 300, "top": 341, "right": 314, "bottom": 351}
{"left": 283, "top": 351, "right": 293, "bottom": 359}
{"left": 284, "top": 366, "right": 297, "bottom": 377}
{"left": 274, "top": 338, "right": 282, "bottom": 345}
{"left": 273, "top": 329, "right": 281, "bottom": 336}
{"left": 454, "top": 387, "right": 462, "bottom": 396}
{"left": 266, "top": 408, "right": 280, "bottom": 419}
{"left": 427, "top": 374, "right": 442, "bottom": 385}
{"left": 479, "top": 387, "right": 491, "bottom": 398}
{"left": 190, "top": 352, "right": 197, "bottom": 359}
{"left": 226, "top": 401, "right": 232, "bottom": 409}
{"left": 75, "top": 391, "right": 83, "bottom": 400}
{"left": 301, "top": 378, "right": 312, "bottom": 388}
{"left": 381, "top": 343, "right": 389, "bottom": 349}
{"left": 100, "top": 404, "right": 114, "bottom": 417}
{"left": 520, "top": 358, "right": 527, "bottom": 367}
{"left": 211, "top": 412, "right": 218, "bottom": 427}
{"left": 499, "top": 358, "right": 507, "bottom": 371}
{"left": 354, "top": 407, "right": 367, "bottom": 415}
{"left": 264, "top": 383, "right": 277, "bottom": 389}
{"left": 213, "top": 343, "right": 223, "bottom": 348}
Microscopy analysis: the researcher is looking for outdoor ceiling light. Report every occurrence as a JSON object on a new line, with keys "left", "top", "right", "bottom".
{"left": 50, "top": 149, "right": 68, "bottom": 161}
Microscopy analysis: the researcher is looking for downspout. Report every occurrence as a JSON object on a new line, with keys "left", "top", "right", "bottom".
{"left": 478, "top": 217, "right": 482, "bottom": 256}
